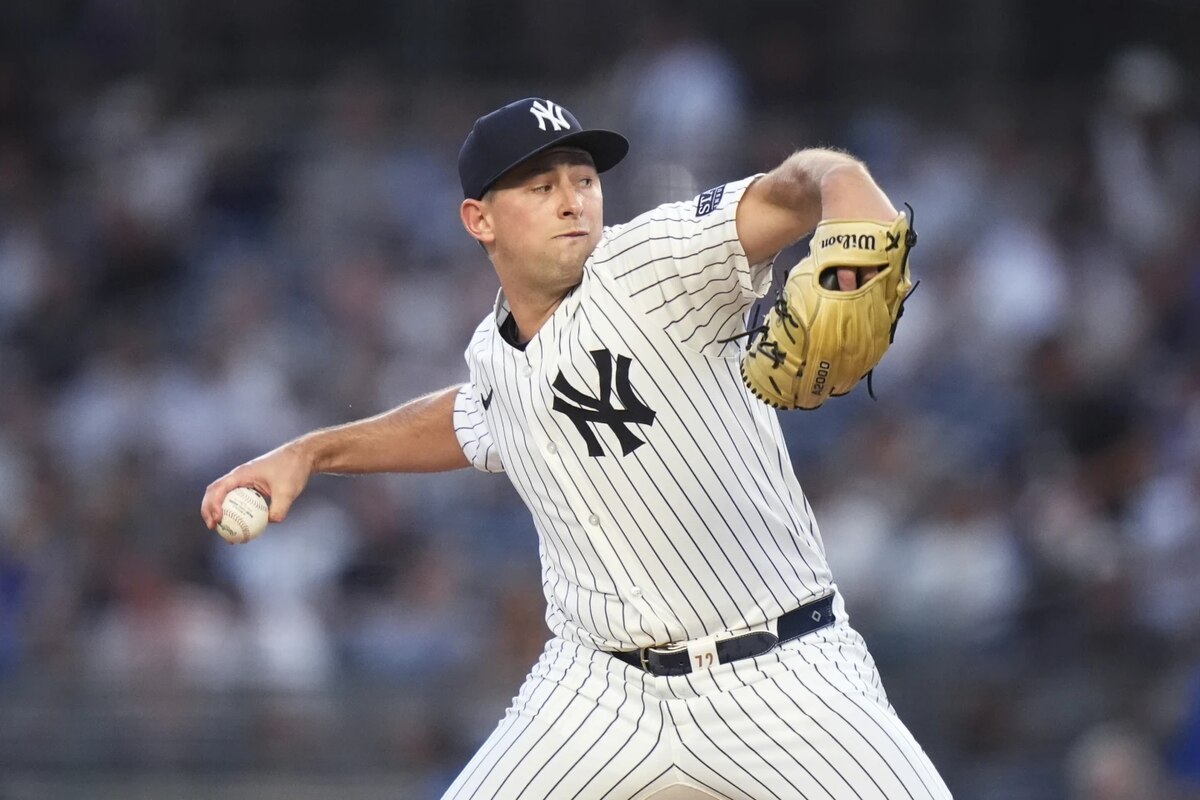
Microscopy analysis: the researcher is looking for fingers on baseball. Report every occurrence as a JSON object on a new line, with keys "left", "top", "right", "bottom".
{"left": 267, "top": 495, "right": 290, "bottom": 524}
{"left": 201, "top": 482, "right": 226, "bottom": 529}
{"left": 201, "top": 474, "right": 263, "bottom": 528}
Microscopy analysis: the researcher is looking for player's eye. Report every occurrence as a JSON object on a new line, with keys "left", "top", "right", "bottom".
{"left": 579, "top": 177, "right": 593, "bottom": 188}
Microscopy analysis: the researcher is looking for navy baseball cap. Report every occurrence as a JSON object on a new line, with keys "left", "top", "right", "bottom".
{"left": 458, "top": 97, "right": 629, "bottom": 200}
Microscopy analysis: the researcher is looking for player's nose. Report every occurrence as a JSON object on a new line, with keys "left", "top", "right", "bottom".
{"left": 556, "top": 182, "right": 584, "bottom": 217}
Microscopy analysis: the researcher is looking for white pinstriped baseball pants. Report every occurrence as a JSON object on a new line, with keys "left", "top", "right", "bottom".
{"left": 441, "top": 622, "right": 952, "bottom": 799}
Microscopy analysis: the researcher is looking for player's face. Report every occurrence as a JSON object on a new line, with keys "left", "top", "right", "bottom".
{"left": 481, "top": 148, "right": 603, "bottom": 290}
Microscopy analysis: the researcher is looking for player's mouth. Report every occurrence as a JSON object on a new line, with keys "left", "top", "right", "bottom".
{"left": 557, "top": 230, "right": 589, "bottom": 238}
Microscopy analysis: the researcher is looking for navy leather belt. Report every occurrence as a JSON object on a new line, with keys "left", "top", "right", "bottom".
{"left": 609, "top": 593, "right": 836, "bottom": 677}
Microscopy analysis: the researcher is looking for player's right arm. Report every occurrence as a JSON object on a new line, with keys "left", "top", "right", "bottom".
{"left": 200, "top": 384, "right": 468, "bottom": 528}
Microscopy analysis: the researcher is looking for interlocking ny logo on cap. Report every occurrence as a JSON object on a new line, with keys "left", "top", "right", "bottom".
{"left": 530, "top": 100, "right": 570, "bottom": 132}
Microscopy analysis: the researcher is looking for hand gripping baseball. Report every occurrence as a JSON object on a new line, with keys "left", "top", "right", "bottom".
{"left": 739, "top": 206, "right": 917, "bottom": 410}
{"left": 201, "top": 442, "right": 314, "bottom": 539}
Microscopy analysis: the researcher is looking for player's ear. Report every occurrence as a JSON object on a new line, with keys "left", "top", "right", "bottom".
{"left": 460, "top": 198, "right": 495, "bottom": 245}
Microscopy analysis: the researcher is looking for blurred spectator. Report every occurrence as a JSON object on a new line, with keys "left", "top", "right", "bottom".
{"left": 889, "top": 475, "right": 1027, "bottom": 647}
{"left": 214, "top": 496, "right": 357, "bottom": 690}
{"left": 602, "top": 9, "right": 747, "bottom": 211}
{"left": 1129, "top": 464, "right": 1200, "bottom": 641}
{"left": 1091, "top": 46, "right": 1200, "bottom": 260}
{"left": 1065, "top": 722, "right": 1170, "bottom": 800}
{"left": 86, "top": 554, "right": 245, "bottom": 690}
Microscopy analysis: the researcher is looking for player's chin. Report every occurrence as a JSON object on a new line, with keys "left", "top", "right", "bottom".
{"left": 550, "top": 238, "right": 591, "bottom": 262}
{"left": 545, "top": 256, "right": 586, "bottom": 287}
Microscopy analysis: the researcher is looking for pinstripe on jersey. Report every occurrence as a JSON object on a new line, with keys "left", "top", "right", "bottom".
{"left": 453, "top": 177, "right": 835, "bottom": 652}
{"left": 441, "top": 623, "right": 951, "bottom": 800}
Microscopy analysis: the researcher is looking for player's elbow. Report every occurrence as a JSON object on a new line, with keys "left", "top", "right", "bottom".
{"left": 761, "top": 150, "right": 865, "bottom": 207}
{"left": 816, "top": 160, "right": 874, "bottom": 196}
{"left": 786, "top": 149, "right": 866, "bottom": 183}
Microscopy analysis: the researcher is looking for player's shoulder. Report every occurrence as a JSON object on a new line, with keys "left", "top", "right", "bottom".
{"left": 588, "top": 197, "right": 693, "bottom": 275}
{"left": 600, "top": 197, "right": 691, "bottom": 241}
{"left": 589, "top": 176, "right": 760, "bottom": 272}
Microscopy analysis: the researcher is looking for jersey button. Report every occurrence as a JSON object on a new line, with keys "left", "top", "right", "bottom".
{"left": 521, "top": 365, "right": 533, "bottom": 377}
{"left": 546, "top": 442, "right": 558, "bottom": 455}
{"left": 587, "top": 513, "right": 600, "bottom": 526}
{"left": 629, "top": 586, "right": 643, "bottom": 598}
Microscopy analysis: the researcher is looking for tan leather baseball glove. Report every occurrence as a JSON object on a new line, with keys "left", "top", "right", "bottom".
{"left": 740, "top": 208, "right": 917, "bottom": 410}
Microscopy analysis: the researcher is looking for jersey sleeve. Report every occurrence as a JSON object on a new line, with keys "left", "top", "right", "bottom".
{"left": 453, "top": 371, "right": 505, "bottom": 474}
{"left": 593, "top": 175, "right": 776, "bottom": 355}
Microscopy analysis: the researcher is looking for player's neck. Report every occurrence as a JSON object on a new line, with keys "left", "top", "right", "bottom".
{"left": 492, "top": 253, "right": 582, "bottom": 343}
{"left": 502, "top": 291, "right": 566, "bottom": 344}
{"left": 495, "top": 268, "right": 578, "bottom": 343}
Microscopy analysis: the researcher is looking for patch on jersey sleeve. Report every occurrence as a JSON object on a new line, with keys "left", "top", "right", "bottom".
{"left": 695, "top": 184, "right": 726, "bottom": 217}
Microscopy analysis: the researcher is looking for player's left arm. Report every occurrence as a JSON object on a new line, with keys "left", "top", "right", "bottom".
{"left": 737, "top": 149, "right": 898, "bottom": 285}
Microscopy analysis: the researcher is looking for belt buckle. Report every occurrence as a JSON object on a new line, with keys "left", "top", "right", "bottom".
{"left": 643, "top": 642, "right": 688, "bottom": 675}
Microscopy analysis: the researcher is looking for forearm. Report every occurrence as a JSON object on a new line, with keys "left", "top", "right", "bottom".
{"left": 298, "top": 384, "right": 470, "bottom": 475}
{"left": 739, "top": 150, "right": 898, "bottom": 264}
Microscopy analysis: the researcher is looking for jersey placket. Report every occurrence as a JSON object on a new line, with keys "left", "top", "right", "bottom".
{"left": 531, "top": 316, "right": 667, "bottom": 642}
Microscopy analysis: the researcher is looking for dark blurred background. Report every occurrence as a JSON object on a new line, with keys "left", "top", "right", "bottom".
{"left": 1, "top": 1, "right": 1199, "bottom": 798}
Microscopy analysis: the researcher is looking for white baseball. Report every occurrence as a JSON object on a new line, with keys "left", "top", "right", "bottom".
{"left": 215, "top": 487, "right": 270, "bottom": 544}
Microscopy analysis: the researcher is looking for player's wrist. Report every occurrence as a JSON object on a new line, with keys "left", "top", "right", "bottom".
{"left": 285, "top": 434, "right": 323, "bottom": 477}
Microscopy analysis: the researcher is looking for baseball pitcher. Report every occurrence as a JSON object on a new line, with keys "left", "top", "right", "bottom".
{"left": 202, "top": 97, "right": 950, "bottom": 800}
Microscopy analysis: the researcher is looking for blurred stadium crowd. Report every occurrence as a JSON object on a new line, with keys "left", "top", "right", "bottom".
{"left": 1, "top": 1, "right": 1199, "bottom": 798}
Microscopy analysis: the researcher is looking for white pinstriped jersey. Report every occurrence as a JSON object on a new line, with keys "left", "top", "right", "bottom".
{"left": 453, "top": 176, "right": 838, "bottom": 652}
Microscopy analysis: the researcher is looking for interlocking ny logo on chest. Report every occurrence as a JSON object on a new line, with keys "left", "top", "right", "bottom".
{"left": 552, "top": 349, "right": 656, "bottom": 457}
